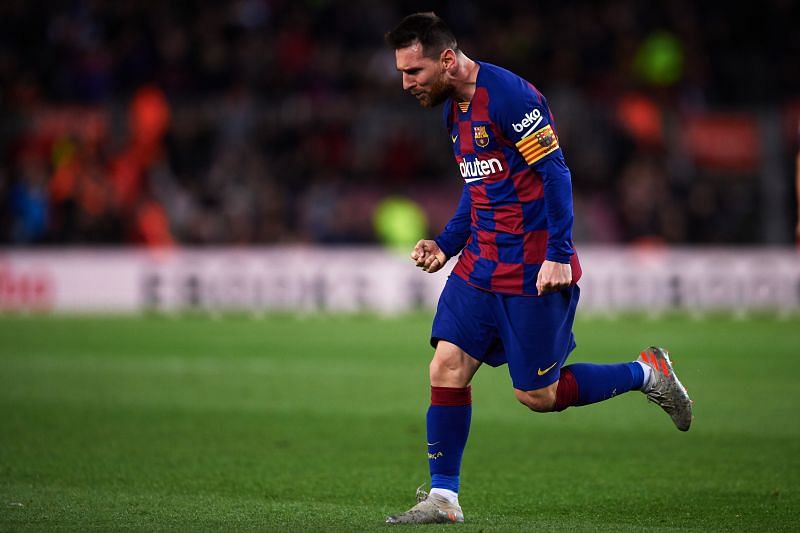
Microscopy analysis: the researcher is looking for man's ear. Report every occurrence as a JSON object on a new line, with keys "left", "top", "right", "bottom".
{"left": 441, "top": 48, "right": 457, "bottom": 73}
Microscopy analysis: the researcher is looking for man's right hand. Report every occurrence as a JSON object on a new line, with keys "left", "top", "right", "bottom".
{"left": 411, "top": 239, "right": 447, "bottom": 273}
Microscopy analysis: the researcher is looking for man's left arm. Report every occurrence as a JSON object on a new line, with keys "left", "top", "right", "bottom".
{"left": 534, "top": 154, "right": 574, "bottom": 295}
{"left": 496, "top": 92, "right": 575, "bottom": 294}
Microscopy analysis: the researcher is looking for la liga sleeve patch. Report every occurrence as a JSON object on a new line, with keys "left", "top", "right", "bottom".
{"left": 515, "top": 124, "right": 559, "bottom": 165}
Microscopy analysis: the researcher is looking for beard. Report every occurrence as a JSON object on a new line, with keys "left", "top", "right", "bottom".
{"left": 416, "top": 73, "right": 454, "bottom": 108}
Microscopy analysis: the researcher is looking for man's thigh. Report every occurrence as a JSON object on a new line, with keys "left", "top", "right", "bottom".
{"left": 430, "top": 275, "right": 505, "bottom": 366}
{"left": 496, "top": 285, "right": 580, "bottom": 392}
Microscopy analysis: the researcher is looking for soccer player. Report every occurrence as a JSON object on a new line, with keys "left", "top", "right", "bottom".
{"left": 384, "top": 13, "right": 693, "bottom": 525}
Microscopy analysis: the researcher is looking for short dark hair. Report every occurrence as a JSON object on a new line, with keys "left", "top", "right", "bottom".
{"left": 385, "top": 12, "right": 458, "bottom": 58}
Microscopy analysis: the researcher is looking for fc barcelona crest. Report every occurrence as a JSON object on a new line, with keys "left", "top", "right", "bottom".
{"left": 535, "top": 129, "right": 555, "bottom": 148}
{"left": 473, "top": 125, "right": 490, "bottom": 148}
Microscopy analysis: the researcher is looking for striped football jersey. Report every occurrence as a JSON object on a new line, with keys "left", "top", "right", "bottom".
{"left": 434, "top": 61, "right": 582, "bottom": 295}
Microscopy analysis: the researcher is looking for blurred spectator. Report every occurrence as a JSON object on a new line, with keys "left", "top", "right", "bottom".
{"left": 1, "top": 0, "right": 798, "bottom": 247}
{"left": 796, "top": 118, "right": 800, "bottom": 245}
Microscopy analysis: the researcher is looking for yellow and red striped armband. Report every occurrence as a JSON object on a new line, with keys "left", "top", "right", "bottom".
{"left": 515, "top": 124, "right": 560, "bottom": 165}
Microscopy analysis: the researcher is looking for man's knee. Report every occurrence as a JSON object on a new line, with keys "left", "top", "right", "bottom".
{"left": 514, "top": 384, "right": 558, "bottom": 413}
{"left": 429, "top": 355, "right": 457, "bottom": 380}
{"left": 429, "top": 342, "right": 478, "bottom": 387}
{"left": 429, "top": 354, "right": 465, "bottom": 385}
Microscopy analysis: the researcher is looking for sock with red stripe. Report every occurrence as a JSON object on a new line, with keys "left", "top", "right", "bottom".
{"left": 554, "top": 363, "right": 644, "bottom": 411}
{"left": 427, "top": 386, "right": 472, "bottom": 493}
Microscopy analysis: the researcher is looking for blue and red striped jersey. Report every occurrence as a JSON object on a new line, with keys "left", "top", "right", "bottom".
{"left": 434, "top": 61, "right": 582, "bottom": 295}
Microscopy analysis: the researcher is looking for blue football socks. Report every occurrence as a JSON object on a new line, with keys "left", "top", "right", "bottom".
{"left": 562, "top": 362, "right": 645, "bottom": 405}
{"left": 427, "top": 386, "right": 472, "bottom": 493}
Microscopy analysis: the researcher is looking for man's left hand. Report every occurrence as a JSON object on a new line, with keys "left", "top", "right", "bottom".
{"left": 536, "top": 260, "right": 572, "bottom": 296}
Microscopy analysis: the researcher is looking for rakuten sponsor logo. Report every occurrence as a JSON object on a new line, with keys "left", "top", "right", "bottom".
{"left": 512, "top": 108, "right": 543, "bottom": 134}
{"left": 459, "top": 157, "right": 503, "bottom": 182}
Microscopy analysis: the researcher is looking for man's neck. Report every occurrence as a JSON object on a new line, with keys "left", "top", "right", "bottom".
{"left": 450, "top": 55, "right": 479, "bottom": 102}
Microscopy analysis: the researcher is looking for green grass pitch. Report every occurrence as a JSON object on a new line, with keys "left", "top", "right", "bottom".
{"left": 1, "top": 313, "right": 798, "bottom": 531}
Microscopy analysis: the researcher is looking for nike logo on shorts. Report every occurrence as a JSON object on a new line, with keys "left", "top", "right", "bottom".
{"left": 537, "top": 361, "right": 558, "bottom": 376}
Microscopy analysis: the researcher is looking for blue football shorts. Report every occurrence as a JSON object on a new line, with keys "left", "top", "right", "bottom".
{"left": 431, "top": 274, "right": 579, "bottom": 392}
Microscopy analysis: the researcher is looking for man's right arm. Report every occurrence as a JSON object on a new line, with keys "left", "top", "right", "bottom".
{"left": 433, "top": 184, "right": 471, "bottom": 260}
{"left": 411, "top": 186, "right": 471, "bottom": 273}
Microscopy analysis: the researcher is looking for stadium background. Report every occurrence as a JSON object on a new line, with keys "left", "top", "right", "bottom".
{"left": 1, "top": 1, "right": 799, "bottom": 531}
{"left": 2, "top": 0, "right": 799, "bottom": 248}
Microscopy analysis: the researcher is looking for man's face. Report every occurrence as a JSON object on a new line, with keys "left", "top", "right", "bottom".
{"left": 395, "top": 42, "right": 452, "bottom": 108}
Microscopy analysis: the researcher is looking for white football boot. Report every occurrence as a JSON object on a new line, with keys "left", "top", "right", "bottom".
{"left": 638, "top": 346, "right": 693, "bottom": 431}
{"left": 386, "top": 486, "right": 464, "bottom": 524}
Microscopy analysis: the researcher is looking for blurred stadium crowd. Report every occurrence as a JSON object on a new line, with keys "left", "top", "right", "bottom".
{"left": 1, "top": 0, "right": 799, "bottom": 247}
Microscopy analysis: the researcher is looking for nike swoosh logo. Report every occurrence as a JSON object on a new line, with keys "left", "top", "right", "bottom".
{"left": 426, "top": 441, "right": 440, "bottom": 446}
{"left": 537, "top": 361, "right": 558, "bottom": 376}
{"left": 451, "top": 135, "right": 458, "bottom": 143}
